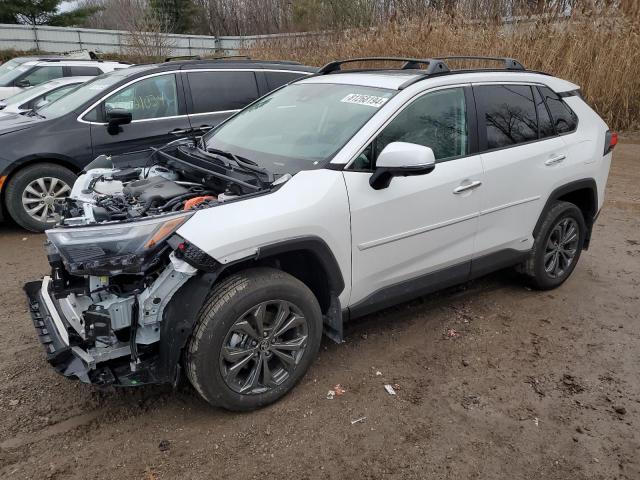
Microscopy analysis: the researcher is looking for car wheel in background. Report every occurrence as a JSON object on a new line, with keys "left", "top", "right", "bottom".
{"left": 4, "top": 163, "right": 76, "bottom": 232}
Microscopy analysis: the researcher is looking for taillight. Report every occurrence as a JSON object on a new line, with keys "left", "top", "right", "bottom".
{"left": 604, "top": 130, "right": 618, "bottom": 155}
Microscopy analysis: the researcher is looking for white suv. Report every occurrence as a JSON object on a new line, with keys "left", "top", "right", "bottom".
{"left": 25, "top": 57, "right": 615, "bottom": 411}
{"left": 0, "top": 56, "right": 129, "bottom": 99}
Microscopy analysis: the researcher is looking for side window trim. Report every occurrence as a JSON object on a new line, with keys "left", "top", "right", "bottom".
{"left": 254, "top": 70, "right": 270, "bottom": 97}
{"left": 345, "top": 84, "right": 476, "bottom": 172}
{"left": 534, "top": 85, "right": 557, "bottom": 137}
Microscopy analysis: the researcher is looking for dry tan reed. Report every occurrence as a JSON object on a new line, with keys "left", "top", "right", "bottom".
{"left": 249, "top": 13, "right": 640, "bottom": 131}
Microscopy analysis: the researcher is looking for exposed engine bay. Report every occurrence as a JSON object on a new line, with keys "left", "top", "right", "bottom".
{"left": 27, "top": 139, "right": 288, "bottom": 386}
{"left": 60, "top": 139, "right": 282, "bottom": 226}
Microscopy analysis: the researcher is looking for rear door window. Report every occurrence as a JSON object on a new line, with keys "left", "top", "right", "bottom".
{"left": 69, "top": 66, "right": 102, "bottom": 76}
{"left": 187, "top": 71, "right": 259, "bottom": 113}
{"left": 476, "top": 84, "right": 538, "bottom": 150}
{"left": 264, "top": 71, "right": 309, "bottom": 90}
{"left": 538, "top": 86, "right": 578, "bottom": 134}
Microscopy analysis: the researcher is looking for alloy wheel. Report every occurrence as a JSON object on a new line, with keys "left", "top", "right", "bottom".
{"left": 544, "top": 217, "right": 579, "bottom": 278}
{"left": 219, "top": 300, "right": 309, "bottom": 395}
{"left": 21, "top": 176, "right": 70, "bottom": 223}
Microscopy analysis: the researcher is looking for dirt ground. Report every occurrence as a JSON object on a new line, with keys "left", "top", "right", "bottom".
{"left": 0, "top": 138, "right": 638, "bottom": 480}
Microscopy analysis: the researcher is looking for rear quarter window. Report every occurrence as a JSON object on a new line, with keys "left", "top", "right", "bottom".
{"left": 539, "top": 86, "right": 578, "bottom": 134}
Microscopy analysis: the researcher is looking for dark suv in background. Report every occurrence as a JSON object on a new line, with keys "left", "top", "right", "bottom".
{"left": 0, "top": 58, "right": 316, "bottom": 231}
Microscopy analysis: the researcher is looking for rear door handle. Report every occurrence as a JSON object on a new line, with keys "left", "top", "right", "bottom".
{"left": 170, "top": 128, "right": 191, "bottom": 135}
{"left": 197, "top": 125, "right": 212, "bottom": 131}
{"left": 453, "top": 180, "right": 482, "bottom": 194}
{"left": 545, "top": 154, "right": 566, "bottom": 166}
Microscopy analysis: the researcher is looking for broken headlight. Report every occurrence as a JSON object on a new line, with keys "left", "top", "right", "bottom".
{"left": 46, "top": 213, "right": 193, "bottom": 275}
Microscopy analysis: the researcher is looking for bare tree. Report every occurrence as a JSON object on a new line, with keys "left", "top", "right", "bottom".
{"left": 79, "top": 0, "right": 175, "bottom": 60}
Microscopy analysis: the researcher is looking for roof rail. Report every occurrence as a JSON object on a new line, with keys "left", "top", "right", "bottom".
{"left": 210, "top": 55, "right": 252, "bottom": 60}
{"left": 398, "top": 56, "right": 527, "bottom": 89}
{"left": 434, "top": 56, "right": 525, "bottom": 71}
{"left": 317, "top": 57, "right": 450, "bottom": 75}
{"left": 41, "top": 58, "right": 107, "bottom": 63}
{"left": 165, "top": 55, "right": 203, "bottom": 62}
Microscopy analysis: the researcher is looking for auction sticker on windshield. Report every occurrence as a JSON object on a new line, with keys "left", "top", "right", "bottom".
{"left": 341, "top": 93, "right": 389, "bottom": 108}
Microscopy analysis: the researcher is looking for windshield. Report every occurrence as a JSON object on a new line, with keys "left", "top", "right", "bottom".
{"left": 204, "top": 83, "right": 396, "bottom": 174}
{"left": 0, "top": 58, "right": 30, "bottom": 76}
{"left": 2, "top": 81, "right": 55, "bottom": 106}
{"left": 36, "top": 73, "right": 122, "bottom": 119}
{"left": 0, "top": 58, "right": 32, "bottom": 87}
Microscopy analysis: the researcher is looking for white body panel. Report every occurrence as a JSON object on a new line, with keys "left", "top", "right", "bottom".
{"left": 475, "top": 136, "right": 568, "bottom": 255}
{"left": 177, "top": 169, "right": 353, "bottom": 306}
{"left": 344, "top": 154, "right": 483, "bottom": 305}
{"left": 176, "top": 71, "right": 611, "bottom": 310}
{"left": 0, "top": 86, "right": 20, "bottom": 100}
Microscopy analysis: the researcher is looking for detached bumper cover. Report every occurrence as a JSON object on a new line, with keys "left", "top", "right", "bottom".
{"left": 24, "top": 278, "right": 93, "bottom": 383}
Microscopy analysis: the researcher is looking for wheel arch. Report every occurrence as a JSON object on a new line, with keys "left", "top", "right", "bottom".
{"left": 1, "top": 156, "right": 81, "bottom": 199}
{"left": 534, "top": 178, "right": 598, "bottom": 249}
{"left": 214, "top": 237, "right": 346, "bottom": 343}
{"left": 157, "top": 237, "right": 346, "bottom": 385}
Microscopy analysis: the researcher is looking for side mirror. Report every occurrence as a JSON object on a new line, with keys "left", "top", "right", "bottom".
{"left": 369, "top": 142, "right": 436, "bottom": 190}
{"left": 107, "top": 109, "right": 132, "bottom": 135}
{"left": 15, "top": 79, "right": 31, "bottom": 88}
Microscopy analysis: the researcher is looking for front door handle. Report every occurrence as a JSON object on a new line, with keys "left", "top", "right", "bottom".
{"left": 453, "top": 180, "right": 482, "bottom": 194}
{"left": 197, "top": 125, "right": 212, "bottom": 131}
{"left": 545, "top": 154, "right": 566, "bottom": 166}
{"left": 170, "top": 128, "right": 191, "bottom": 135}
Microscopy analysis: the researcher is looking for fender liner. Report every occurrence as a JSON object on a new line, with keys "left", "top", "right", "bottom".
{"left": 255, "top": 236, "right": 345, "bottom": 295}
{"left": 157, "top": 236, "right": 346, "bottom": 383}
{"left": 533, "top": 178, "right": 598, "bottom": 248}
{"left": 157, "top": 271, "right": 220, "bottom": 385}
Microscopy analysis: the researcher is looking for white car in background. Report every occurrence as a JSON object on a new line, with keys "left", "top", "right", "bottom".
{"left": 0, "top": 76, "right": 92, "bottom": 117}
{"left": 0, "top": 56, "right": 130, "bottom": 100}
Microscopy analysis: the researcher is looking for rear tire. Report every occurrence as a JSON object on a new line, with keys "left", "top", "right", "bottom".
{"left": 185, "top": 268, "right": 323, "bottom": 411}
{"left": 522, "top": 201, "right": 586, "bottom": 290}
{"left": 4, "top": 163, "right": 76, "bottom": 232}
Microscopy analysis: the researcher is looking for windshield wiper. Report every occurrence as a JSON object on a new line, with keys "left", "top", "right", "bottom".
{"left": 197, "top": 146, "right": 274, "bottom": 183}
{"left": 26, "top": 109, "right": 46, "bottom": 119}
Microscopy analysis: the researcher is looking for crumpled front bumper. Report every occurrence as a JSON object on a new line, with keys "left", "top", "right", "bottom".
{"left": 24, "top": 277, "right": 169, "bottom": 387}
{"left": 24, "top": 277, "right": 95, "bottom": 383}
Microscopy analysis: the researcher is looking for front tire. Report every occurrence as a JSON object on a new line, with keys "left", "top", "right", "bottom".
{"left": 522, "top": 201, "right": 586, "bottom": 290}
{"left": 4, "top": 163, "right": 76, "bottom": 232}
{"left": 185, "top": 268, "right": 323, "bottom": 411}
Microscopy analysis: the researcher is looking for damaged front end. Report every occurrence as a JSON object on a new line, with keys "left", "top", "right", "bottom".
{"left": 25, "top": 251, "right": 198, "bottom": 386}
{"left": 24, "top": 140, "right": 279, "bottom": 387}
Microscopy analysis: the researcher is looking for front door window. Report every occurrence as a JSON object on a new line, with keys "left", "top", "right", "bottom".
{"left": 104, "top": 74, "right": 179, "bottom": 121}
